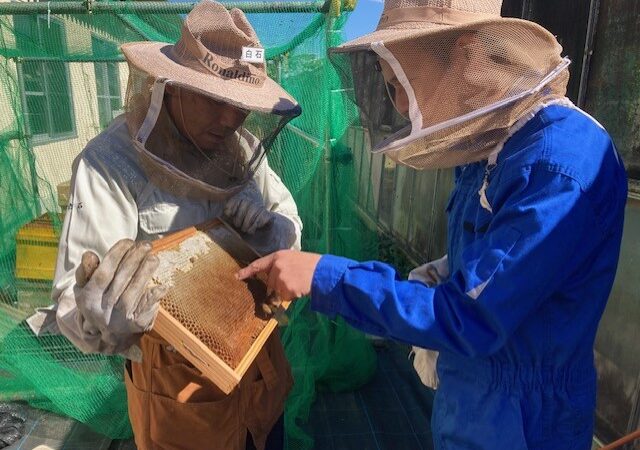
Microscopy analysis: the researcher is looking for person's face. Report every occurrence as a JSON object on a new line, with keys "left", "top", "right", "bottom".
{"left": 166, "top": 86, "right": 249, "bottom": 151}
{"left": 377, "top": 45, "right": 449, "bottom": 120}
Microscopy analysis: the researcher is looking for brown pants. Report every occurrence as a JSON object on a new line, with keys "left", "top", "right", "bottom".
{"left": 125, "top": 332, "right": 293, "bottom": 450}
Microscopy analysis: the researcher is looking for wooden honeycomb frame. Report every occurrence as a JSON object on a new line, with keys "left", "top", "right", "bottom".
{"left": 150, "top": 218, "right": 289, "bottom": 394}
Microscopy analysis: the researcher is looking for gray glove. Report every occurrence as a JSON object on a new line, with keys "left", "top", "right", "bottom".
{"left": 75, "top": 239, "right": 167, "bottom": 356}
{"left": 224, "top": 181, "right": 275, "bottom": 235}
{"left": 224, "top": 181, "right": 297, "bottom": 255}
{"left": 241, "top": 213, "right": 297, "bottom": 256}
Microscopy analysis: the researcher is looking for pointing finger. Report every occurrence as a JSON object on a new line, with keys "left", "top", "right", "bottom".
{"left": 236, "top": 253, "right": 276, "bottom": 280}
{"left": 266, "top": 261, "right": 280, "bottom": 296}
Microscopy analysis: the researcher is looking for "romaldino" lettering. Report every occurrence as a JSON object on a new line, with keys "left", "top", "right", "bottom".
{"left": 202, "top": 52, "right": 261, "bottom": 85}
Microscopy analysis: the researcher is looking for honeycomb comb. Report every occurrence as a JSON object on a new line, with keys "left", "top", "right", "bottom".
{"left": 149, "top": 218, "right": 289, "bottom": 393}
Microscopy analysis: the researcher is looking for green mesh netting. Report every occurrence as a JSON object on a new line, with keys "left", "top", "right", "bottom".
{"left": 0, "top": 1, "right": 378, "bottom": 447}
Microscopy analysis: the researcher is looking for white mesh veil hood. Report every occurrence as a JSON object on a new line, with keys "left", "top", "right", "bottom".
{"left": 120, "top": 0, "right": 300, "bottom": 201}
{"left": 125, "top": 75, "right": 254, "bottom": 201}
{"left": 123, "top": 67, "right": 294, "bottom": 202}
{"left": 332, "top": 13, "right": 571, "bottom": 170}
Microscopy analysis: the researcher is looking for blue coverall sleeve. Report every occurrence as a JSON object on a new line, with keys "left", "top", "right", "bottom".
{"left": 310, "top": 167, "right": 596, "bottom": 357}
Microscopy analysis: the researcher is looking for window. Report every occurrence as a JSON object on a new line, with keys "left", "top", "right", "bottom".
{"left": 14, "top": 15, "right": 75, "bottom": 141}
{"left": 92, "top": 36, "right": 123, "bottom": 129}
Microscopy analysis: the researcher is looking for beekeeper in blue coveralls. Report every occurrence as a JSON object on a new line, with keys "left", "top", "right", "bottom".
{"left": 237, "top": 0, "right": 628, "bottom": 448}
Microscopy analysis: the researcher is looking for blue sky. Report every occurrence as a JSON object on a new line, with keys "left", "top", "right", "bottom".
{"left": 344, "top": 0, "right": 383, "bottom": 41}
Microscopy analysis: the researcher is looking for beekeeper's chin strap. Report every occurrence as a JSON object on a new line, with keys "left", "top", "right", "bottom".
{"left": 134, "top": 78, "right": 191, "bottom": 174}
{"left": 135, "top": 78, "right": 169, "bottom": 147}
{"left": 371, "top": 41, "right": 423, "bottom": 134}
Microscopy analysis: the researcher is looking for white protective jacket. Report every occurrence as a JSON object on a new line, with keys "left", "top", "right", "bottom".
{"left": 51, "top": 115, "right": 302, "bottom": 354}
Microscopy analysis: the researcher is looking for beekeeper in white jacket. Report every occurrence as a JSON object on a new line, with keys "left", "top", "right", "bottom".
{"left": 50, "top": 2, "right": 302, "bottom": 448}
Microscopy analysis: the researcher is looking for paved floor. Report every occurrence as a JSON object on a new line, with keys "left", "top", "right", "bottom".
{"left": 3, "top": 404, "right": 112, "bottom": 450}
{"left": 303, "top": 341, "right": 435, "bottom": 450}
{"left": 3, "top": 341, "right": 436, "bottom": 450}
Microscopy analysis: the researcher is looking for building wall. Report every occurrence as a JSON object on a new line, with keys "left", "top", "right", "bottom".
{"left": 31, "top": 59, "right": 129, "bottom": 204}
{"left": 0, "top": 58, "right": 18, "bottom": 134}
{"left": 1, "top": 10, "right": 129, "bottom": 210}
{"left": 594, "top": 197, "right": 640, "bottom": 443}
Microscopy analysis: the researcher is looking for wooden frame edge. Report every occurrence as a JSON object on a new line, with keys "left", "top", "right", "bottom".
{"left": 148, "top": 219, "right": 291, "bottom": 392}
{"left": 150, "top": 227, "right": 198, "bottom": 254}
{"left": 234, "top": 301, "right": 291, "bottom": 378}
{"left": 153, "top": 308, "right": 241, "bottom": 394}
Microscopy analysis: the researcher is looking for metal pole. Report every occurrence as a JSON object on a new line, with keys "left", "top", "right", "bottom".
{"left": 323, "top": 0, "right": 348, "bottom": 253}
{"left": 323, "top": 12, "right": 336, "bottom": 254}
{"left": 0, "top": 0, "right": 353, "bottom": 15}
{"left": 576, "top": 0, "right": 601, "bottom": 108}
{"left": 14, "top": 56, "right": 126, "bottom": 62}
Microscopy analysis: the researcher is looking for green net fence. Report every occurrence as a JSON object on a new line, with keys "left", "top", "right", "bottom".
{"left": 0, "top": 1, "right": 381, "bottom": 447}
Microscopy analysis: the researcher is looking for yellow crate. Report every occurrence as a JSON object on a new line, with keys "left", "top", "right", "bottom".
{"left": 15, "top": 214, "right": 62, "bottom": 281}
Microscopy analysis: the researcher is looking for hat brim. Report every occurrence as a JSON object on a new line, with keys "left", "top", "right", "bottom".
{"left": 332, "top": 17, "right": 534, "bottom": 53}
{"left": 122, "top": 42, "right": 301, "bottom": 116}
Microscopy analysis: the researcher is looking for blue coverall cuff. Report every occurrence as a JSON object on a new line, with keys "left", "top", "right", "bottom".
{"left": 310, "top": 254, "right": 354, "bottom": 318}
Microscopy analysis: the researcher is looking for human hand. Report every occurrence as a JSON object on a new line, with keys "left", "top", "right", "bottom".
{"left": 241, "top": 213, "right": 297, "bottom": 256}
{"left": 408, "top": 256, "right": 447, "bottom": 390}
{"left": 224, "top": 181, "right": 273, "bottom": 234}
{"left": 75, "top": 239, "right": 167, "bottom": 355}
{"left": 235, "top": 250, "right": 322, "bottom": 302}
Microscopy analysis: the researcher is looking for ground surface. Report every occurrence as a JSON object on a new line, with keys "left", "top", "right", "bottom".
{"left": 3, "top": 341, "right": 436, "bottom": 450}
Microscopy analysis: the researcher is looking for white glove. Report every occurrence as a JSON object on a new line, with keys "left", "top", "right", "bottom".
{"left": 408, "top": 254, "right": 449, "bottom": 287}
{"left": 224, "top": 181, "right": 274, "bottom": 235}
{"left": 410, "top": 347, "right": 440, "bottom": 390}
{"left": 408, "top": 255, "right": 449, "bottom": 390}
{"left": 74, "top": 239, "right": 167, "bottom": 357}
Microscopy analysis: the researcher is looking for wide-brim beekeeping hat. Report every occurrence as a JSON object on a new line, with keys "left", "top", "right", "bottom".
{"left": 120, "top": 0, "right": 301, "bottom": 202}
{"left": 330, "top": 0, "right": 571, "bottom": 170}
{"left": 121, "top": 0, "right": 300, "bottom": 116}
{"left": 336, "top": 0, "right": 514, "bottom": 51}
